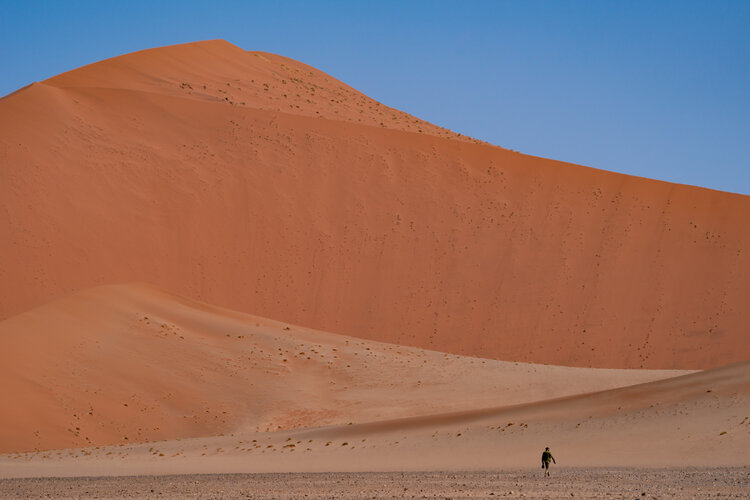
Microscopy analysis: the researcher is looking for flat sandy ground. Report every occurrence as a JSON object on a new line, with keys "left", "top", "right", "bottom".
{"left": 1, "top": 469, "right": 748, "bottom": 499}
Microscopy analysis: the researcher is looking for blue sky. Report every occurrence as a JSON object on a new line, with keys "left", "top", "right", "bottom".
{"left": 2, "top": 1, "right": 748, "bottom": 195}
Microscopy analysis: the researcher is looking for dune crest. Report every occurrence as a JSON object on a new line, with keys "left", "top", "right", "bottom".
{"left": 43, "top": 39, "right": 470, "bottom": 141}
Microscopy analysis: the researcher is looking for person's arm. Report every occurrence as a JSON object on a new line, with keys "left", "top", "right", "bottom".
{"left": 552, "top": 454, "right": 556, "bottom": 464}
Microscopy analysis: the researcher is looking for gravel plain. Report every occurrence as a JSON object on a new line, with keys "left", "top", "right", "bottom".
{"left": 0, "top": 468, "right": 748, "bottom": 499}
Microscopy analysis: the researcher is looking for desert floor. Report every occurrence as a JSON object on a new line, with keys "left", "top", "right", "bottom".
{"left": 1, "top": 469, "right": 748, "bottom": 499}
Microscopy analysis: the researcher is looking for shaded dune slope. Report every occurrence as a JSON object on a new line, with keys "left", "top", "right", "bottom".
{"left": 293, "top": 358, "right": 750, "bottom": 468}
{"left": 1, "top": 339, "right": 746, "bottom": 470}
{"left": 1, "top": 40, "right": 749, "bottom": 369}
{"left": 304, "top": 357, "right": 750, "bottom": 441}
{"left": 0, "top": 283, "right": 686, "bottom": 453}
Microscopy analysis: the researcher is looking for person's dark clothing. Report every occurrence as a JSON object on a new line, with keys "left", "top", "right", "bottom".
{"left": 541, "top": 450, "right": 555, "bottom": 470}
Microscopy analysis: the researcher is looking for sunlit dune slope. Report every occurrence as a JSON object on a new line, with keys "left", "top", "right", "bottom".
{"left": 1, "top": 40, "right": 749, "bottom": 369}
{"left": 305, "top": 357, "right": 750, "bottom": 443}
{"left": 44, "top": 39, "right": 469, "bottom": 141}
{"left": 0, "top": 283, "right": 686, "bottom": 454}
{"left": 0, "top": 354, "right": 745, "bottom": 473}
{"left": 284, "top": 358, "right": 750, "bottom": 469}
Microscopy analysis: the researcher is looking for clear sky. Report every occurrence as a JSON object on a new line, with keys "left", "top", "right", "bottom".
{"left": 2, "top": 1, "right": 748, "bottom": 195}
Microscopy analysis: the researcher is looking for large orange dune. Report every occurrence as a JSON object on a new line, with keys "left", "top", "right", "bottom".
{"left": 1, "top": 40, "right": 749, "bottom": 369}
{"left": 2, "top": 41, "right": 750, "bottom": 479}
{"left": 0, "top": 283, "right": 687, "bottom": 454}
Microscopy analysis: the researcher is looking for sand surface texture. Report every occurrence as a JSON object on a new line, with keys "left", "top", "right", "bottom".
{"left": 2, "top": 469, "right": 749, "bottom": 499}
{"left": 0, "top": 284, "right": 748, "bottom": 477}
{"left": 2, "top": 41, "right": 749, "bottom": 369}
{"left": 1, "top": 353, "right": 747, "bottom": 477}
{"left": 0, "top": 283, "right": 689, "bottom": 454}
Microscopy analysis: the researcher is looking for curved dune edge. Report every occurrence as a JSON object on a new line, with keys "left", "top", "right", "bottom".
{"left": 42, "top": 39, "right": 477, "bottom": 142}
{"left": 1, "top": 357, "right": 747, "bottom": 476}
{"left": 1, "top": 41, "right": 749, "bottom": 369}
{"left": 0, "top": 283, "right": 689, "bottom": 455}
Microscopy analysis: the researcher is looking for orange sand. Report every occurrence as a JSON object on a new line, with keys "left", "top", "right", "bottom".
{"left": 0, "top": 329, "right": 746, "bottom": 474}
{"left": 1, "top": 41, "right": 749, "bottom": 369}
{"left": 0, "top": 284, "right": 688, "bottom": 454}
{"left": 0, "top": 41, "right": 749, "bottom": 477}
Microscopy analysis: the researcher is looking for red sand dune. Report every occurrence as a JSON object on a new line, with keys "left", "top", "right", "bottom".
{"left": 1, "top": 335, "right": 747, "bottom": 472}
{"left": 0, "top": 283, "right": 686, "bottom": 454}
{"left": 1, "top": 41, "right": 749, "bottom": 474}
{"left": 1, "top": 40, "right": 749, "bottom": 371}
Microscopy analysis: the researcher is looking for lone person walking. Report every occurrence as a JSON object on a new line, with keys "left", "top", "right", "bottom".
{"left": 541, "top": 446, "right": 556, "bottom": 476}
